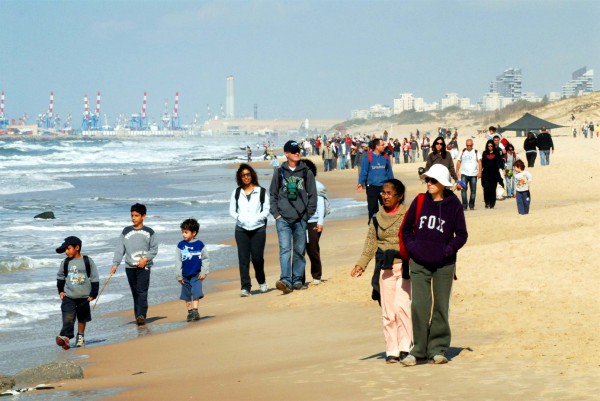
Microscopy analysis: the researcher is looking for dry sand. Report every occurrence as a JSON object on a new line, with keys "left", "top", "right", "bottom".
{"left": 53, "top": 133, "right": 599, "bottom": 400}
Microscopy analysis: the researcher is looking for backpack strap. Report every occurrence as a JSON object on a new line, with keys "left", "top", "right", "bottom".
{"left": 63, "top": 255, "right": 91, "bottom": 278}
{"left": 372, "top": 216, "right": 379, "bottom": 240}
{"left": 234, "top": 187, "right": 242, "bottom": 213}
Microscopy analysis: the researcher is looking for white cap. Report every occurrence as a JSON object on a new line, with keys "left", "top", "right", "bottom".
{"left": 421, "top": 164, "right": 452, "bottom": 187}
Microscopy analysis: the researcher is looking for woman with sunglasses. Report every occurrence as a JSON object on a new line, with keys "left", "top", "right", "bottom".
{"left": 351, "top": 179, "right": 412, "bottom": 364}
{"left": 481, "top": 139, "right": 505, "bottom": 209}
{"left": 229, "top": 163, "right": 270, "bottom": 297}
{"left": 400, "top": 164, "right": 467, "bottom": 366}
{"left": 424, "top": 137, "right": 458, "bottom": 182}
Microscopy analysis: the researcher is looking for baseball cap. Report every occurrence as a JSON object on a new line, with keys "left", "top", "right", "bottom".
{"left": 283, "top": 140, "right": 300, "bottom": 154}
{"left": 56, "top": 236, "right": 82, "bottom": 253}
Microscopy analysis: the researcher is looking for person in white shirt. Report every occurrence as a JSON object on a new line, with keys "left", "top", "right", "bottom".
{"left": 229, "top": 164, "right": 270, "bottom": 297}
{"left": 455, "top": 139, "right": 482, "bottom": 210}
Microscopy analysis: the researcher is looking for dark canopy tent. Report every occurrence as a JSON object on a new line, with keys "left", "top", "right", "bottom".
{"left": 499, "top": 112, "right": 564, "bottom": 136}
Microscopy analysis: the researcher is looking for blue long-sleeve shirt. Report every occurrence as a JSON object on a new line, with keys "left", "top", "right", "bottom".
{"left": 358, "top": 152, "right": 393, "bottom": 187}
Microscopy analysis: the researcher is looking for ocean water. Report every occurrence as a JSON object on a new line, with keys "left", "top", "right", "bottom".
{"left": 0, "top": 137, "right": 365, "bottom": 379}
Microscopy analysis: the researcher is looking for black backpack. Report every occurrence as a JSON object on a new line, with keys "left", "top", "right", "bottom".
{"left": 63, "top": 255, "right": 91, "bottom": 278}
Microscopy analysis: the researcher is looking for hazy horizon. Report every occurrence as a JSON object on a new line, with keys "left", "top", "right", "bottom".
{"left": 1, "top": 0, "right": 599, "bottom": 125}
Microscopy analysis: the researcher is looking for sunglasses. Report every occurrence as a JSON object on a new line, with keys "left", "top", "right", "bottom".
{"left": 424, "top": 177, "right": 439, "bottom": 185}
{"left": 240, "top": 173, "right": 252, "bottom": 178}
{"left": 434, "top": 142, "right": 443, "bottom": 146}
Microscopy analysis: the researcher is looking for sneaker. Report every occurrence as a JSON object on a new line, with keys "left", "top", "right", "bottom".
{"left": 400, "top": 354, "right": 417, "bottom": 366}
{"left": 275, "top": 280, "right": 292, "bottom": 294}
{"left": 55, "top": 335, "right": 70, "bottom": 350}
{"left": 431, "top": 354, "right": 448, "bottom": 364}
{"left": 400, "top": 351, "right": 409, "bottom": 360}
{"left": 136, "top": 315, "right": 146, "bottom": 326}
{"left": 240, "top": 289, "right": 251, "bottom": 297}
{"left": 186, "top": 310, "right": 193, "bottom": 322}
{"left": 312, "top": 279, "right": 321, "bottom": 285}
{"left": 191, "top": 309, "right": 200, "bottom": 321}
{"left": 293, "top": 282, "right": 303, "bottom": 290}
{"left": 385, "top": 355, "right": 399, "bottom": 364}
{"left": 259, "top": 283, "right": 268, "bottom": 293}
{"left": 75, "top": 333, "right": 85, "bottom": 348}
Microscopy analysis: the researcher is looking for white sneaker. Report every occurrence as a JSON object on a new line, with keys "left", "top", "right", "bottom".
{"left": 75, "top": 333, "right": 85, "bottom": 348}
{"left": 431, "top": 354, "right": 448, "bottom": 364}
{"left": 312, "top": 279, "right": 321, "bottom": 285}
{"left": 259, "top": 283, "right": 268, "bottom": 293}
{"left": 240, "top": 289, "right": 251, "bottom": 297}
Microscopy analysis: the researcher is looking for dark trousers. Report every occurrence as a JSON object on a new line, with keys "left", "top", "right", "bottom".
{"left": 60, "top": 297, "right": 91, "bottom": 339}
{"left": 409, "top": 260, "right": 455, "bottom": 359}
{"left": 366, "top": 185, "right": 383, "bottom": 224}
{"left": 126, "top": 267, "right": 151, "bottom": 319}
{"left": 483, "top": 185, "right": 497, "bottom": 208}
{"left": 516, "top": 190, "right": 531, "bottom": 215}
{"left": 526, "top": 152, "right": 537, "bottom": 168}
{"left": 235, "top": 225, "right": 266, "bottom": 291}
{"left": 306, "top": 222, "right": 323, "bottom": 280}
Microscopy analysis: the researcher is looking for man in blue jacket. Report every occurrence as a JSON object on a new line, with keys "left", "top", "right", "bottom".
{"left": 357, "top": 138, "right": 394, "bottom": 224}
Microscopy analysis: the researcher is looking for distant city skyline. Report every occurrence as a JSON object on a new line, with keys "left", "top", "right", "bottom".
{"left": 1, "top": 0, "right": 599, "bottom": 124}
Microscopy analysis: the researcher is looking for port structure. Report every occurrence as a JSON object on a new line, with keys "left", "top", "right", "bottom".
{"left": 130, "top": 92, "right": 147, "bottom": 130}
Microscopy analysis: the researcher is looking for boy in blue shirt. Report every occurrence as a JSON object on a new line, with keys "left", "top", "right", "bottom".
{"left": 176, "top": 218, "right": 209, "bottom": 322}
{"left": 55, "top": 236, "right": 99, "bottom": 350}
{"left": 357, "top": 138, "right": 394, "bottom": 224}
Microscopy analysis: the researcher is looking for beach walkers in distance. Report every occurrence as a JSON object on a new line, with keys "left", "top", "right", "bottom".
{"left": 536, "top": 127, "right": 554, "bottom": 166}
{"left": 55, "top": 236, "right": 100, "bottom": 350}
{"left": 270, "top": 140, "right": 317, "bottom": 294}
{"left": 302, "top": 158, "right": 329, "bottom": 285}
{"left": 357, "top": 138, "right": 394, "bottom": 224}
{"left": 176, "top": 218, "right": 209, "bottom": 321}
{"left": 111, "top": 203, "right": 159, "bottom": 326}
{"left": 351, "top": 179, "right": 412, "bottom": 364}
{"left": 481, "top": 140, "right": 505, "bottom": 209}
{"left": 229, "top": 163, "right": 270, "bottom": 297}
{"left": 400, "top": 164, "right": 468, "bottom": 366}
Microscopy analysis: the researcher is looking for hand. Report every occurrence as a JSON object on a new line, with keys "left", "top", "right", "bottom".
{"left": 357, "top": 184, "right": 363, "bottom": 193}
{"left": 137, "top": 257, "right": 148, "bottom": 268}
{"left": 110, "top": 265, "right": 117, "bottom": 274}
{"left": 59, "top": 292, "right": 65, "bottom": 300}
{"left": 316, "top": 224, "right": 323, "bottom": 233}
{"left": 351, "top": 265, "right": 364, "bottom": 277}
{"left": 87, "top": 296, "right": 95, "bottom": 302}
{"left": 199, "top": 274, "right": 206, "bottom": 281}
{"left": 177, "top": 279, "right": 183, "bottom": 284}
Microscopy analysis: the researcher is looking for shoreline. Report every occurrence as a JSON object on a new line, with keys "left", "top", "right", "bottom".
{"left": 32, "top": 136, "right": 600, "bottom": 400}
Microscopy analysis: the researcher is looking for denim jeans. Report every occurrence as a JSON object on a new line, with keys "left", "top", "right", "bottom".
{"left": 394, "top": 151, "right": 400, "bottom": 164}
{"left": 275, "top": 218, "right": 307, "bottom": 286}
{"left": 338, "top": 156, "right": 347, "bottom": 170}
{"left": 460, "top": 174, "right": 477, "bottom": 209}
{"left": 505, "top": 174, "right": 515, "bottom": 197}
{"left": 422, "top": 148, "right": 429, "bottom": 161}
{"left": 539, "top": 150, "right": 550, "bottom": 166}
{"left": 516, "top": 190, "right": 531, "bottom": 214}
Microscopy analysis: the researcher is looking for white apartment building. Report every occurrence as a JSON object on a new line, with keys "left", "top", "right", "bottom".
{"left": 561, "top": 67, "right": 594, "bottom": 98}
{"left": 480, "top": 92, "right": 514, "bottom": 111}
{"left": 393, "top": 93, "right": 415, "bottom": 114}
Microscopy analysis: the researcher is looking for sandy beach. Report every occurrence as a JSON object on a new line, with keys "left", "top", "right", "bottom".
{"left": 51, "top": 132, "right": 599, "bottom": 400}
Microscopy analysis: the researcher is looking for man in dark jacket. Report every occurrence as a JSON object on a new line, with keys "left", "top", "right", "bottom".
{"left": 536, "top": 127, "right": 554, "bottom": 166}
{"left": 270, "top": 140, "right": 317, "bottom": 293}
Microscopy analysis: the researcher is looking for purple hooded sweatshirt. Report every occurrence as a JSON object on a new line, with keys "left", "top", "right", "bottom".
{"left": 402, "top": 189, "right": 468, "bottom": 267}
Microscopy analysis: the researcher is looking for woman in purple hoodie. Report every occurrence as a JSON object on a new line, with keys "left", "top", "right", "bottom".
{"left": 400, "top": 164, "right": 468, "bottom": 366}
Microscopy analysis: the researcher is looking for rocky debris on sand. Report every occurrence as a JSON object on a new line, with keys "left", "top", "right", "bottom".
{"left": 0, "top": 376, "right": 15, "bottom": 393}
{"left": 13, "top": 361, "right": 83, "bottom": 387}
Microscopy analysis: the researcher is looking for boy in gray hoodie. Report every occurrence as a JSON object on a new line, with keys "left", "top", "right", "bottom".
{"left": 111, "top": 203, "right": 159, "bottom": 326}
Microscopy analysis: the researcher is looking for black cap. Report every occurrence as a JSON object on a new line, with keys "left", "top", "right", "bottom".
{"left": 56, "top": 236, "right": 82, "bottom": 253}
{"left": 283, "top": 140, "right": 300, "bottom": 154}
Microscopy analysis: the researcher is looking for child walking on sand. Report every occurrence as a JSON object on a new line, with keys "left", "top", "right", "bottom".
{"left": 55, "top": 236, "right": 99, "bottom": 350}
{"left": 513, "top": 160, "right": 533, "bottom": 215}
{"left": 111, "top": 203, "right": 159, "bottom": 326}
{"left": 176, "top": 218, "right": 209, "bottom": 322}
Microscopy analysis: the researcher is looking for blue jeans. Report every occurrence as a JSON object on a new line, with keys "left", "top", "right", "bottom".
{"left": 323, "top": 159, "right": 332, "bottom": 172}
{"left": 275, "top": 218, "right": 307, "bottom": 286}
{"left": 505, "top": 174, "right": 515, "bottom": 197}
{"left": 516, "top": 190, "right": 531, "bottom": 214}
{"left": 539, "top": 150, "right": 550, "bottom": 166}
{"left": 460, "top": 174, "right": 477, "bottom": 209}
{"left": 394, "top": 151, "right": 400, "bottom": 164}
{"left": 338, "top": 156, "right": 347, "bottom": 170}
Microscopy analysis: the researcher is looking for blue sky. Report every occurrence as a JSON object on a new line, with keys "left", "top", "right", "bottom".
{"left": 1, "top": 0, "right": 599, "bottom": 124}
